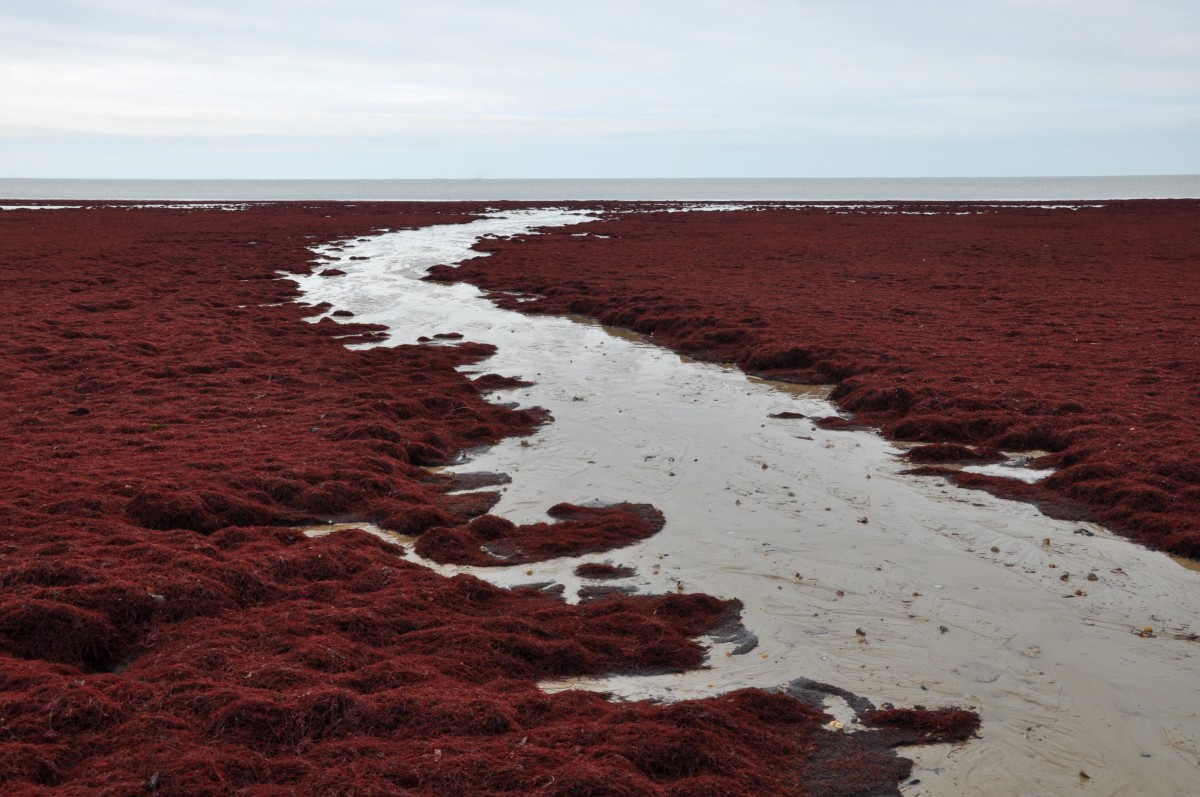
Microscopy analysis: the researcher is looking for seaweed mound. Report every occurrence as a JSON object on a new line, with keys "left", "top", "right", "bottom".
{"left": 416, "top": 502, "right": 666, "bottom": 565}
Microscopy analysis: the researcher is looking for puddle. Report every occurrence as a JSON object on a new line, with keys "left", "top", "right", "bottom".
{"left": 959, "top": 462, "right": 1057, "bottom": 483}
{"left": 1172, "top": 556, "right": 1200, "bottom": 574}
{"left": 298, "top": 521, "right": 416, "bottom": 548}
{"left": 894, "top": 443, "right": 1057, "bottom": 483}
{"left": 291, "top": 208, "right": 1200, "bottom": 797}
{"left": 747, "top": 376, "right": 835, "bottom": 400}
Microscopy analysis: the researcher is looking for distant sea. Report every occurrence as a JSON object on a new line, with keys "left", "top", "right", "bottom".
{"left": 1, "top": 176, "right": 1198, "bottom": 202}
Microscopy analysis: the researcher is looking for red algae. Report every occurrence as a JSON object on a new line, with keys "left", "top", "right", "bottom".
{"left": 415, "top": 502, "right": 665, "bottom": 566}
{"left": 0, "top": 203, "right": 971, "bottom": 796}
{"left": 903, "top": 443, "right": 1004, "bottom": 465}
{"left": 440, "top": 201, "right": 1200, "bottom": 558}
{"left": 862, "top": 708, "right": 982, "bottom": 745}
{"left": 471, "top": 372, "right": 536, "bottom": 391}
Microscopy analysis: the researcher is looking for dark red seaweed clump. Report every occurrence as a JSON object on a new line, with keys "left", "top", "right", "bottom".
{"left": 862, "top": 707, "right": 982, "bottom": 743}
{"left": 415, "top": 502, "right": 666, "bottom": 565}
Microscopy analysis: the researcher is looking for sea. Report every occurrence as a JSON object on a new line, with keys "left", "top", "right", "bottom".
{"left": 1, "top": 176, "right": 1198, "bottom": 202}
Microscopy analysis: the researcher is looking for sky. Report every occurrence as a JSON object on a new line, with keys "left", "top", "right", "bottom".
{"left": 1, "top": 0, "right": 1198, "bottom": 179}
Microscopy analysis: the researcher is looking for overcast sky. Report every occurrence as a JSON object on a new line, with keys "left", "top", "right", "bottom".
{"left": 1, "top": 0, "right": 1197, "bottom": 178}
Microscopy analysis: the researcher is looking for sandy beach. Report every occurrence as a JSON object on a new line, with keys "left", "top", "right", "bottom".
{"left": 2, "top": 201, "right": 1197, "bottom": 795}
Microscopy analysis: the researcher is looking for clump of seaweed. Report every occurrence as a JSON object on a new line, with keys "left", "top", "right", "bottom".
{"left": 416, "top": 503, "right": 666, "bottom": 566}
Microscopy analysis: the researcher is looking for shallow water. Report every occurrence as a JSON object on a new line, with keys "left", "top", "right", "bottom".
{"left": 292, "top": 208, "right": 1200, "bottom": 797}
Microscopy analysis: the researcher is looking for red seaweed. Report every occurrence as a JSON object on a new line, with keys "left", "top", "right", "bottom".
{"left": 471, "top": 372, "right": 536, "bottom": 390}
{"left": 904, "top": 443, "right": 1004, "bottom": 464}
{"left": 415, "top": 502, "right": 666, "bottom": 566}
{"left": 862, "top": 707, "right": 982, "bottom": 744}
{"left": 0, "top": 202, "right": 970, "bottom": 796}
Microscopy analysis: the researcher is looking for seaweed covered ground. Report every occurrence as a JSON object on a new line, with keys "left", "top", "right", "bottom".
{"left": 0, "top": 203, "right": 975, "bottom": 796}
{"left": 436, "top": 201, "right": 1200, "bottom": 559}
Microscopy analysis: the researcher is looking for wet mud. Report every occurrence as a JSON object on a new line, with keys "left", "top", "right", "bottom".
{"left": 0, "top": 203, "right": 972, "bottom": 796}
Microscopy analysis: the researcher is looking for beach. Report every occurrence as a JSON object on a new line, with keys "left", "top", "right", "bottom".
{"left": 2, "top": 200, "right": 1197, "bottom": 795}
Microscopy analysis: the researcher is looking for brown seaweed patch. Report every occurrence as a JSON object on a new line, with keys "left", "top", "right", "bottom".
{"left": 472, "top": 373, "right": 535, "bottom": 391}
{"left": 432, "top": 471, "right": 512, "bottom": 492}
{"left": 436, "top": 490, "right": 502, "bottom": 519}
{"left": 814, "top": 416, "right": 868, "bottom": 431}
{"left": 861, "top": 707, "right": 981, "bottom": 745}
{"left": 578, "top": 584, "right": 638, "bottom": 601}
{"left": 575, "top": 562, "right": 637, "bottom": 579}
{"left": 903, "top": 443, "right": 1004, "bottom": 464}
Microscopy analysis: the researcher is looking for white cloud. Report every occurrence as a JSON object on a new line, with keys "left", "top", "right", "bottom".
{"left": 1, "top": 0, "right": 1197, "bottom": 175}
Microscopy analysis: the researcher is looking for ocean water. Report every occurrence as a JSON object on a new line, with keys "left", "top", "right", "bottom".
{"left": 1, "top": 175, "right": 1198, "bottom": 202}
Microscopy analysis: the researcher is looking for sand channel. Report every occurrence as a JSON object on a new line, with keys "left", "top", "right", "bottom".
{"left": 292, "top": 208, "right": 1200, "bottom": 797}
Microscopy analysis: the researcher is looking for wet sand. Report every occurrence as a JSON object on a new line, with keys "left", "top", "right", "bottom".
{"left": 297, "top": 208, "right": 1200, "bottom": 796}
